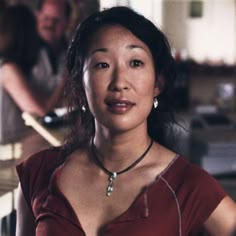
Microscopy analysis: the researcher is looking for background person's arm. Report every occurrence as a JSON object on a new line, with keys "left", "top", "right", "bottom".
{"left": 45, "top": 76, "right": 66, "bottom": 111}
{"left": 1, "top": 63, "right": 64, "bottom": 116}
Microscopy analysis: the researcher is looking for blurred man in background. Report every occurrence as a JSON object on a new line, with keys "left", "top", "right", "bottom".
{"left": 35, "top": 0, "right": 71, "bottom": 75}
{"left": 29, "top": 0, "right": 72, "bottom": 109}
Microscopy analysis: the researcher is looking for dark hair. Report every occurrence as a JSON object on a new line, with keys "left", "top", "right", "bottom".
{"left": 35, "top": 0, "right": 72, "bottom": 19}
{"left": 65, "top": 6, "right": 177, "bottom": 151}
{"left": 0, "top": 0, "right": 6, "bottom": 11}
{"left": 0, "top": 4, "right": 40, "bottom": 76}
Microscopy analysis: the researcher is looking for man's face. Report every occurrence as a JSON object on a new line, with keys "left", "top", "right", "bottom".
{"left": 36, "top": 2, "right": 68, "bottom": 45}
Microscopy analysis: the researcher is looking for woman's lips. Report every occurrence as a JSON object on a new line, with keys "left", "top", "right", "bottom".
{"left": 106, "top": 99, "right": 135, "bottom": 114}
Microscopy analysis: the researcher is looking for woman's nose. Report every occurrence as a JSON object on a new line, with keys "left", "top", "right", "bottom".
{"left": 108, "top": 66, "right": 130, "bottom": 92}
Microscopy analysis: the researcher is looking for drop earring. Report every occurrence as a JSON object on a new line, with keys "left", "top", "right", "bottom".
{"left": 153, "top": 98, "right": 158, "bottom": 109}
{"left": 82, "top": 105, "right": 86, "bottom": 112}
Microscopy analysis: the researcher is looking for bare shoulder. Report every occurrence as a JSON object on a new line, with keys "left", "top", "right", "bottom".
{"left": 149, "top": 142, "right": 177, "bottom": 174}
{"left": 153, "top": 142, "right": 177, "bottom": 163}
{"left": 205, "top": 196, "right": 236, "bottom": 235}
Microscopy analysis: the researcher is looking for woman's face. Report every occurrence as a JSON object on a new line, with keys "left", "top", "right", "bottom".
{"left": 83, "top": 24, "right": 160, "bottom": 134}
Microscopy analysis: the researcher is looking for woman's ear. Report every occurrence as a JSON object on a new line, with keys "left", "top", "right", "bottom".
{"left": 154, "top": 86, "right": 160, "bottom": 97}
{"left": 154, "top": 74, "right": 165, "bottom": 96}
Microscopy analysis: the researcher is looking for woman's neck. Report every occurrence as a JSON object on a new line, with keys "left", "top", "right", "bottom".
{"left": 91, "top": 131, "right": 152, "bottom": 171}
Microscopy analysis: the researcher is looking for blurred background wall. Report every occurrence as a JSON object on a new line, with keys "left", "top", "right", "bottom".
{"left": 100, "top": 0, "right": 236, "bottom": 65}
{"left": 7, "top": 0, "right": 236, "bottom": 65}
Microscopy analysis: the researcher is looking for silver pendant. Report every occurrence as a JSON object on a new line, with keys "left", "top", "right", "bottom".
{"left": 106, "top": 172, "right": 117, "bottom": 197}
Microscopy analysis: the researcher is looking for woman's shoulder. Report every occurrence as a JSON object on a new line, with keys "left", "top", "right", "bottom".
{"left": 23, "top": 146, "right": 63, "bottom": 164}
{"left": 164, "top": 155, "right": 214, "bottom": 182}
{"left": 153, "top": 143, "right": 222, "bottom": 190}
{"left": 161, "top": 155, "right": 227, "bottom": 198}
{"left": 16, "top": 147, "right": 64, "bottom": 175}
{"left": 16, "top": 147, "right": 65, "bottom": 208}
{"left": 175, "top": 156, "right": 216, "bottom": 182}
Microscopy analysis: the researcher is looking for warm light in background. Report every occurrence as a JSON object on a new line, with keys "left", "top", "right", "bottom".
{"left": 100, "top": 0, "right": 236, "bottom": 65}
{"left": 100, "top": 0, "right": 163, "bottom": 28}
{"left": 187, "top": 0, "right": 236, "bottom": 64}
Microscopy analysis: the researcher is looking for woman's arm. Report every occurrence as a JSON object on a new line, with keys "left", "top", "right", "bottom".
{"left": 45, "top": 76, "right": 66, "bottom": 111}
{"left": 16, "top": 184, "right": 36, "bottom": 236}
{"left": 204, "top": 196, "right": 236, "bottom": 236}
{"left": 1, "top": 63, "right": 64, "bottom": 116}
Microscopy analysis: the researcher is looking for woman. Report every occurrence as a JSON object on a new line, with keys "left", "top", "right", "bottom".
{"left": 0, "top": 4, "right": 65, "bottom": 144}
{"left": 16, "top": 6, "right": 236, "bottom": 236}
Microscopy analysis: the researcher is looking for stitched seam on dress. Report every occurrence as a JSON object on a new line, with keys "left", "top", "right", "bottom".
{"left": 159, "top": 176, "right": 182, "bottom": 236}
{"left": 144, "top": 192, "right": 149, "bottom": 217}
{"left": 159, "top": 154, "right": 179, "bottom": 177}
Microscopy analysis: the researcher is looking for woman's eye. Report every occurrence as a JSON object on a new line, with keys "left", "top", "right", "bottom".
{"left": 94, "top": 62, "right": 109, "bottom": 69}
{"left": 130, "top": 60, "right": 144, "bottom": 68}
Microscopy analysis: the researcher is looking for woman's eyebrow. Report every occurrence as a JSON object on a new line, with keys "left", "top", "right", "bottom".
{"left": 127, "top": 44, "right": 143, "bottom": 49}
{"left": 90, "top": 48, "right": 108, "bottom": 56}
{"left": 126, "top": 44, "right": 146, "bottom": 51}
{"left": 127, "top": 44, "right": 150, "bottom": 56}
{"left": 89, "top": 44, "right": 147, "bottom": 57}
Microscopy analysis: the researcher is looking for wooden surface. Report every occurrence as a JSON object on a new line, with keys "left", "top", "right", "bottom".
{"left": 0, "top": 160, "right": 19, "bottom": 218}
{"left": 1, "top": 111, "right": 67, "bottom": 215}
{"left": 0, "top": 143, "right": 22, "bottom": 161}
{"left": 22, "top": 112, "right": 65, "bottom": 146}
{"left": 0, "top": 131, "right": 51, "bottom": 220}
{"left": 0, "top": 112, "right": 69, "bottom": 236}
{"left": 0, "top": 111, "right": 67, "bottom": 220}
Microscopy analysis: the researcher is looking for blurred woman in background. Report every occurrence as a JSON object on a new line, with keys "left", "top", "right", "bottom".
{"left": 0, "top": 4, "right": 65, "bottom": 144}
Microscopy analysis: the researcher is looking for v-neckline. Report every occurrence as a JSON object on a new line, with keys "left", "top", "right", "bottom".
{"left": 47, "top": 154, "right": 180, "bottom": 234}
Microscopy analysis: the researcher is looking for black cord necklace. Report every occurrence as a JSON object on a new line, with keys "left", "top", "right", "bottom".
{"left": 91, "top": 139, "right": 153, "bottom": 197}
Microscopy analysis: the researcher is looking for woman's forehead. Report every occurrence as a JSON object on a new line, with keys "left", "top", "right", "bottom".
{"left": 86, "top": 24, "right": 150, "bottom": 55}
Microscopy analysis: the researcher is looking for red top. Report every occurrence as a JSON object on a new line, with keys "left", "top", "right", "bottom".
{"left": 16, "top": 147, "right": 227, "bottom": 236}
